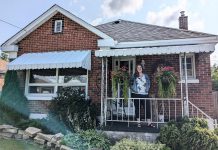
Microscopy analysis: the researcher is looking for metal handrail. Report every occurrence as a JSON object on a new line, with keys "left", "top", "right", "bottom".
{"left": 188, "top": 100, "right": 213, "bottom": 120}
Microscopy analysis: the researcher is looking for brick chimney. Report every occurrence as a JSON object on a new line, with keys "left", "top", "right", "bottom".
{"left": 179, "top": 11, "right": 188, "bottom": 30}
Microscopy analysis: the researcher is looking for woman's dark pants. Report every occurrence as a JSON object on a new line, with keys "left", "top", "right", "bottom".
{"left": 131, "top": 93, "right": 151, "bottom": 120}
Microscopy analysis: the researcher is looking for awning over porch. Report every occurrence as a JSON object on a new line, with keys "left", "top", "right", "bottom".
{"left": 95, "top": 44, "right": 215, "bottom": 57}
{"left": 8, "top": 50, "right": 91, "bottom": 70}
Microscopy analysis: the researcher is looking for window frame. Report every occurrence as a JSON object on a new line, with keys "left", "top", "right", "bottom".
{"left": 179, "top": 53, "right": 197, "bottom": 80}
{"left": 25, "top": 68, "right": 88, "bottom": 100}
{"left": 54, "top": 20, "right": 63, "bottom": 33}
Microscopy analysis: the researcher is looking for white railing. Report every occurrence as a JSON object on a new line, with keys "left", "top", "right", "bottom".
{"left": 105, "top": 97, "right": 183, "bottom": 127}
{"left": 188, "top": 101, "right": 217, "bottom": 129}
{"left": 188, "top": 101, "right": 212, "bottom": 120}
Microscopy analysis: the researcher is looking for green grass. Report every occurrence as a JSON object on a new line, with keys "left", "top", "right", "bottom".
{"left": 0, "top": 139, "right": 44, "bottom": 150}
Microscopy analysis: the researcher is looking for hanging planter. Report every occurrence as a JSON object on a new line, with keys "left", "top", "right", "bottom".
{"left": 155, "top": 66, "right": 177, "bottom": 98}
{"left": 111, "top": 66, "right": 130, "bottom": 103}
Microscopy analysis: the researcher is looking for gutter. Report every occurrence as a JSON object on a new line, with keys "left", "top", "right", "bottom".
{"left": 108, "top": 36, "right": 218, "bottom": 49}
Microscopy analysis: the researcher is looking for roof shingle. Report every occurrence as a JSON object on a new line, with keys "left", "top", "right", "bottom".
{"left": 96, "top": 20, "right": 216, "bottom": 42}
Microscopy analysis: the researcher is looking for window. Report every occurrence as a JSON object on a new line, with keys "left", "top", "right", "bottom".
{"left": 26, "top": 68, "right": 87, "bottom": 99}
{"left": 54, "top": 20, "right": 63, "bottom": 33}
{"left": 180, "top": 54, "right": 195, "bottom": 79}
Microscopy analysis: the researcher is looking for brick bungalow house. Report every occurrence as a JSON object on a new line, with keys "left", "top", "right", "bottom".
{"left": 1, "top": 5, "right": 218, "bottom": 127}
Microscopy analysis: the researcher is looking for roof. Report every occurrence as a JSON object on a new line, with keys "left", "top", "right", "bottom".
{"left": 1, "top": 4, "right": 112, "bottom": 46}
{"left": 8, "top": 50, "right": 91, "bottom": 70}
{"left": 96, "top": 20, "right": 217, "bottom": 42}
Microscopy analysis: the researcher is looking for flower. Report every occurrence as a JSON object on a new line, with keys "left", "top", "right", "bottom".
{"left": 111, "top": 66, "right": 130, "bottom": 102}
{"left": 111, "top": 66, "right": 129, "bottom": 82}
{"left": 155, "top": 66, "right": 177, "bottom": 98}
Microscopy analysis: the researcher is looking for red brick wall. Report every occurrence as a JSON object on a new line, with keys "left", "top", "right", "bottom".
{"left": 28, "top": 100, "right": 51, "bottom": 114}
{"left": 17, "top": 12, "right": 102, "bottom": 113}
{"left": 136, "top": 53, "right": 214, "bottom": 117}
{"left": 190, "top": 53, "right": 214, "bottom": 117}
{"left": 18, "top": 13, "right": 100, "bottom": 55}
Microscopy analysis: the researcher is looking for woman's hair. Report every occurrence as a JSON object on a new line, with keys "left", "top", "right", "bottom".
{"left": 134, "top": 64, "right": 145, "bottom": 77}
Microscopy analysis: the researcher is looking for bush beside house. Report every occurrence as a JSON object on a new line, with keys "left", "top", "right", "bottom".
{"left": 158, "top": 117, "right": 218, "bottom": 150}
{"left": 61, "top": 130, "right": 111, "bottom": 150}
{"left": 111, "top": 138, "right": 170, "bottom": 150}
{"left": 49, "top": 87, "right": 97, "bottom": 132}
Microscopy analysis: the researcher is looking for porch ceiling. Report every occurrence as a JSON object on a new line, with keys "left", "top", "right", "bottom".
{"left": 95, "top": 44, "right": 215, "bottom": 57}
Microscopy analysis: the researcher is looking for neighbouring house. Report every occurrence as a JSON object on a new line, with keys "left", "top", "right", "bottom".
{"left": 0, "top": 59, "right": 8, "bottom": 91}
{"left": 1, "top": 5, "right": 218, "bottom": 128}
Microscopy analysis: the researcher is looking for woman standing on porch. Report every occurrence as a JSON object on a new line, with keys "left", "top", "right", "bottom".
{"left": 130, "top": 64, "right": 151, "bottom": 127}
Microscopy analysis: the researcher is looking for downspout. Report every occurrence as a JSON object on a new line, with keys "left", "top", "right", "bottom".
{"left": 100, "top": 57, "right": 105, "bottom": 125}
{"left": 184, "top": 53, "right": 189, "bottom": 117}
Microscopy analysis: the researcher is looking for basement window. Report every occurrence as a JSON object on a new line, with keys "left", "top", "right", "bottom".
{"left": 54, "top": 20, "right": 63, "bottom": 33}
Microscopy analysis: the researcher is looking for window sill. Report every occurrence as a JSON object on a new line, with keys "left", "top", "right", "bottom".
{"left": 29, "top": 113, "right": 47, "bottom": 119}
{"left": 178, "top": 79, "right": 199, "bottom": 83}
{"left": 26, "top": 94, "right": 56, "bottom": 101}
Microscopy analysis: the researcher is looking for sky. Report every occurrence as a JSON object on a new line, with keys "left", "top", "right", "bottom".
{"left": 0, "top": 0, "right": 218, "bottom": 64}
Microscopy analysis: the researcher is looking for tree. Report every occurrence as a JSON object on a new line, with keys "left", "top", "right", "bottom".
{"left": 0, "top": 71, "right": 29, "bottom": 125}
{"left": 0, "top": 51, "right": 9, "bottom": 61}
{"left": 212, "top": 64, "right": 218, "bottom": 80}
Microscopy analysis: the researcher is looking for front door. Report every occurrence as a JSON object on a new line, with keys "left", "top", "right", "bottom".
{"left": 112, "top": 57, "right": 135, "bottom": 116}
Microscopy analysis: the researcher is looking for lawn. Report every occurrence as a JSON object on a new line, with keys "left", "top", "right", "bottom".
{"left": 0, "top": 139, "right": 44, "bottom": 150}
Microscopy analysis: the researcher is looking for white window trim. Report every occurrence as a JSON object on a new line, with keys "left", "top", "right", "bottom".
{"left": 54, "top": 20, "right": 63, "bottom": 33}
{"left": 25, "top": 68, "right": 88, "bottom": 100}
{"left": 179, "top": 53, "right": 197, "bottom": 80}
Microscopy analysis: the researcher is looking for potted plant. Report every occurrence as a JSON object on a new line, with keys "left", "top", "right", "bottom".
{"left": 155, "top": 66, "right": 177, "bottom": 98}
{"left": 111, "top": 66, "right": 130, "bottom": 103}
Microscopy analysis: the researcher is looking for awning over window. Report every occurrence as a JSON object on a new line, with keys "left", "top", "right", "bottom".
{"left": 8, "top": 50, "right": 91, "bottom": 70}
{"left": 95, "top": 44, "right": 215, "bottom": 57}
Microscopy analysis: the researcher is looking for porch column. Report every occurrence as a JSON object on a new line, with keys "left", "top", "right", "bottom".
{"left": 100, "top": 57, "right": 105, "bottom": 125}
{"left": 184, "top": 53, "right": 189, "bottom": 117}
{"left": 86, "top": 69, "right": 89, "bottom": 99}
{"left": 104, "top": 57, "right": 108, "bottom": 126}
{"left": 179, "top": 55, "right": 183, "bottom": 117}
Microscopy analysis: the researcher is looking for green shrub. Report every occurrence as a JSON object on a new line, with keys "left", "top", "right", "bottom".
{"left": 158, "top": 124, "right": 180, "bottom": 149}
{"left": 214, "top": 128, "right": 218, "bottom": 136}
{"left": 111, "top": 138, "right": 170, "bottom": 150}
{"left": 158, "top": 117, "right": 218, "bottom": 150}
{"left": 190, "top": 117, "right": 208, "bottom": 129}
{"left": 61, "top": 133, "right": 88, "bottom": 150}
{"left": 79, "top": 130, "right": 110, "bottom": 150}
{"left": 0, "top": 71, "right": 29, "bottom": 125}
{"left": 61, "top": 130, "right": 110, "bottom": 150}
{"left": 187, "top": 127, "right": 218, "bottom": 150}
{"left": 49, "top": 87, "right": 97, "bottom": 132}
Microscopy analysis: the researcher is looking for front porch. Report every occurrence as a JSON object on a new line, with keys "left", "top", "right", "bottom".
{"left": 96, "top": 45, "right": 216, "bottom": 131}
